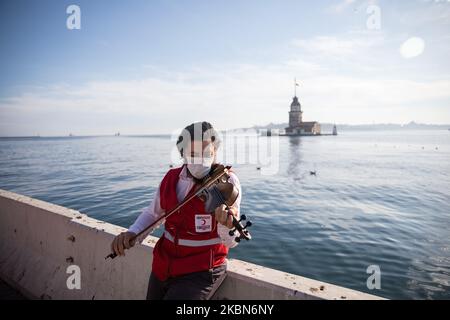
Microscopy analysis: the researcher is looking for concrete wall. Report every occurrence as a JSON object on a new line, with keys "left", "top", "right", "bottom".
{"left": 0, "top": 189, "right": 383, "bottom": 300}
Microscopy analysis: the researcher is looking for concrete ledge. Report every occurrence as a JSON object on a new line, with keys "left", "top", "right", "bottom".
{"left": 0, "top": 189, "right": 383, "bottom": 300}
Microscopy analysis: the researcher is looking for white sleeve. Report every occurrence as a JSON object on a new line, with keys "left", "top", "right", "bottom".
{"left": 128, "top": 183, "right": 165, "bottom": 242}
{"left": 217, "top": 172, "right": 242, "bottom": 248}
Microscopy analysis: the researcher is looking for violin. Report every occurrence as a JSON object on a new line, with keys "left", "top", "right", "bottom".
{"left": 201, "top": 172, "right": 252, "bottom": 242}
{"left": 105, "top": 164, "right": 252, "bottom": 260}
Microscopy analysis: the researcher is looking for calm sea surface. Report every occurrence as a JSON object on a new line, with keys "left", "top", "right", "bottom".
{"left": 1, "top": 130, "right": 449, "bottom": 299}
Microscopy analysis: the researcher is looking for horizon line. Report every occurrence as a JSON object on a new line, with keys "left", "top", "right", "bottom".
{"left": 1, "top": 121, "right": 450, "bottom": 138}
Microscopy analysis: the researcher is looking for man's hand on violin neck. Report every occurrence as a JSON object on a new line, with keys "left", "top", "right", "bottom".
{"left": 111, "top": 231, "right": 137, "bottom": 257}
{"left": 215, "top": 204, "right": 237, "bottom": 229}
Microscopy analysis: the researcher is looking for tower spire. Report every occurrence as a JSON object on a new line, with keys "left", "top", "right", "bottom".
{"left": 294, "top": 77, "right": 299, "bottom": 97}
{"left": 294, "top": 77, "right": 297, "bottom": 97}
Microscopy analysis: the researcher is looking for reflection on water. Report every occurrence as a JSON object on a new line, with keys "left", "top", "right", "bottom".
{"left": 287, "top": 136, "right": 303, "bottom": 181}
{"left": 0, "top": 130, "right": 449, "bottom": 299}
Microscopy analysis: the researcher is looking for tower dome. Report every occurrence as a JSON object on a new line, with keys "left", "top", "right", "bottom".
{"left": 290, "top": 96, "right": 301, "bottom": 112}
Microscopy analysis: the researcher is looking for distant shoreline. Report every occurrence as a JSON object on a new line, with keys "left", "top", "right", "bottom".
{"left": 1, "top": 128, "right": 450, "bottom": 139}
{"left": 247, "top": 121, "right": 450, "bottom": 132}
{"left": 0, "top": 134, "right": 172, "bottom": 139}
{"left": 1, "top": 122, "right": 450, "bottom": 138}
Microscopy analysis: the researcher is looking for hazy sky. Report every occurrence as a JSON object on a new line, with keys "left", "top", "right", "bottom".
{"left": 1, "top": 0, "right": 449, "bottom": 136}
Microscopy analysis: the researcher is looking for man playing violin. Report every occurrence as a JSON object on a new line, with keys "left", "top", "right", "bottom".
{"left": 110, "top": 121, "right": 242, "bottom": 300}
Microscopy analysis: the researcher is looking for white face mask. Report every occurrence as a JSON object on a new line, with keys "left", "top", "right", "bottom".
{"left": 186, "top": 156, "right": 214, "bottom": 179}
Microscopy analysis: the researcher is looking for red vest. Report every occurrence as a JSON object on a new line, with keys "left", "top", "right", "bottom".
{"left": 151, "top": 165, "right": 229, "bottom": 281}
